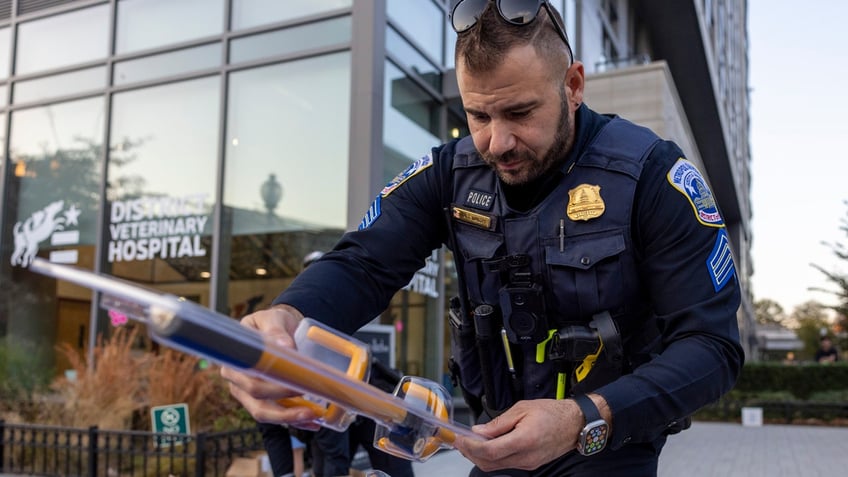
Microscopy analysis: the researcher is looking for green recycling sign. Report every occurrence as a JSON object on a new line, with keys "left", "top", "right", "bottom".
{"left": 151, "top": 403, "right": 190, "bottom": 447}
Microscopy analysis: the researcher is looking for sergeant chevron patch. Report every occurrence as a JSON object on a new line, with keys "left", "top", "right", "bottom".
{"left": 707, "top": 228, "right": 735, "bottom": 292}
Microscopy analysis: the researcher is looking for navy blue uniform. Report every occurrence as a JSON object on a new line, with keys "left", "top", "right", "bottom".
{"left": 275, "top": 105, "right": 743, "bottom": 475}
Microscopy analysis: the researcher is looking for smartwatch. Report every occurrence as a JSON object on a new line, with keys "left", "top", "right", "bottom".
{"left": 574, "top": 394, "right": 609, "bottom": 456}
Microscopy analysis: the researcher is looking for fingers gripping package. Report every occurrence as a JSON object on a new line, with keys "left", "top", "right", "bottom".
{"left": 28, "top": 258, "right": 483, "bottom": 462}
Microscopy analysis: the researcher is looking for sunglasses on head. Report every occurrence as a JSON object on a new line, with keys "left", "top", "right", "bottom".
{"left": 450, "top": 0, "right": 574, "bottom": 63}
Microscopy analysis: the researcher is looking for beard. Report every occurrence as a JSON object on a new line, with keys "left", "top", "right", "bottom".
{"left": 482, "top": 89, "right": 573, "bottom": 186}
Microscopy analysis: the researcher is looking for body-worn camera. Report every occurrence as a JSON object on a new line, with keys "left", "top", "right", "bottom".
{"left": 484, "top": 254, "right": 550, "bottom": 344}
{"left": 499, "top": 282, "right": 549, "bottom": 343}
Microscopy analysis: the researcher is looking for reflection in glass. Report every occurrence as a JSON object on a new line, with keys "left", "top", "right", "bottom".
{"left": 220, "top": 52, "right": 350, "bottom": 317}
{"left": 7, "top": 99, "right": 105, "bottom": 376}
{"left": 116, "top": 0, "right": 224, "bottom": 54}
{"left": 224, "top": 52, "right": 350, "bottom": 230}
{"left": 220, "top": 52, "right": 350, "bottom": 315}
{"left": 231, "top": 0, "right": 352, "bottom": 31}
{"left": 14, "top": 66, "right": 106, "bottom": 104}
{"left": 444, "top": 17, "right": 457, "bottom": 69}
{"left": 383, "top": 61, "right": 440, "bottom": 182}
{"left": 0, "top": 27, "right": 11, "bottom": 79}
{"left": 0, "top": 84, "right": 7, "bottom": 107}
{"left": 386, "top": 26, "right": 442, "bottom": 91}
{"left": 16, "top": 5, "right": 109, "bottom": 75}
{"left": 113, "top": 43, "right": 221, "bottom": 86}
{"left": 107, "top": 77, "right": 219, "bottom": 287}
{"left": 387, "top": 0, "right": 444, "bottom": 63}
{"left": 230, "top": 17, "right": 351, "bottom": 64}
{"left": 9, "top": 98, "right": 104, "bottom": 246}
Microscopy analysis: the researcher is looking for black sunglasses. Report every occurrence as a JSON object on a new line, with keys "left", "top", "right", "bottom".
{"left": 450, "top": 0, "right": 574, "bottom": 64}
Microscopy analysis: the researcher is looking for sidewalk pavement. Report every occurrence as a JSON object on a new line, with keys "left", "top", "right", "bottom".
{"left": 412, "top": 421, "right": 848, "bottom": 476}
{"left": 2, "top": 421, "right": 843, "bottom": 476}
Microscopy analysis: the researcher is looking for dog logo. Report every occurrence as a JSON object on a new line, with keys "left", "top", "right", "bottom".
{"left": 11, "top": 200, "right": 66, "bottom": 267}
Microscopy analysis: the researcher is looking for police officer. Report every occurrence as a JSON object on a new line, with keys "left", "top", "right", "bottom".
{"left": 223, "top": 2, "right": 743, "bottom": 476}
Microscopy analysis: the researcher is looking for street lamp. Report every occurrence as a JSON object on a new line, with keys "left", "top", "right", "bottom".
{"left": 260, "top": 173, "right": 282, "bottom": 216}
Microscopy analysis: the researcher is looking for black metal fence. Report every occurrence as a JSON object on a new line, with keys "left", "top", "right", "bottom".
{"left": 0, "top": 420, "right": 264, "bottom": 477}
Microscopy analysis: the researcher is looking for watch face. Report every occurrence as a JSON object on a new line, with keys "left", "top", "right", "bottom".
{"left": 579, "top": 420, "right": 609, "bottom": 456}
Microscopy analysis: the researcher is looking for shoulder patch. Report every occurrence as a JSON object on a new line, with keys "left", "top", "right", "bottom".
{"left": 358, "top": 194, "right": 381, "bottom": 230}
{"left": 707, "top": 228, "right": 736, "bottom": 292}
{"left": 381, "top": 153, "right": 433, "bottom": 197}
{"left": 667, "top": 158, "right": 724, "bottom": 227}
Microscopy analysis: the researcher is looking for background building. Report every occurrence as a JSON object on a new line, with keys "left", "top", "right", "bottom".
{"left": 0, "top": 0, "right": 753, "bottom": 393}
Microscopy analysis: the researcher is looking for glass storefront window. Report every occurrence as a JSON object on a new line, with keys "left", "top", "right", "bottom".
{"left": 386, "top": 26, "right": 442, "bottom": 91}
{"left": 444, "top": 17, "right": 457, "bottom": 69}
{"left": 229, "top": 17, "right": 351, "bottom": 65}
{"left": 387, "top": 0, "right": 444, "bottom": 64}
{"left": 0, "top": 27, "right": 10, "bottom": 79}
{"left": 231, "top": 0, "right": 352, "bottom": 31}
{"left": 9, "top": 97, "right": 105, "bottom": 250}
{"left": 115, "top": 0, "right": 224, "bottom": 54}
{"left": 224, "top": 53, "right": 350, "bottom": 230}
{"left": 5, "top": 98, "right": 104, "bottom": 375}
{"left": 15, "top": 5, "right": 109, "bottom": 75}
{"left": 14, "top": 66, "right": 106, "bottom": 104}
{"left": 383, "top": 60, "right": 440, "bottom": 181}
{"left": 106, "top": 76, "right": 219, "bottom": 294}
{"left": 220, "top": 52, "right": 350, "bottom": 316}
{"left": 113, "top": 43, "right": 221, "bottom": 86}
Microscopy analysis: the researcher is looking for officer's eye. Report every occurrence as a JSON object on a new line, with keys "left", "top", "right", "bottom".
{"left": 468, "top": 111, "right": 490, "bottom": 123}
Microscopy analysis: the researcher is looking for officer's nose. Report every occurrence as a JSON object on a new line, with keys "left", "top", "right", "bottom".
{"left": 487, "top": 120, "right": 516, "bottom": 157}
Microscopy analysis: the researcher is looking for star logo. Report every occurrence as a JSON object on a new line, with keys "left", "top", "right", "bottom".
{"left": 63, "top": 205, "right": 81, "bottom": 226}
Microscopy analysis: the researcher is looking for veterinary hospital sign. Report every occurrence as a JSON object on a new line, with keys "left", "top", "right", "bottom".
{"left": 108, "top": 194, "right": 208, "bottom": 262}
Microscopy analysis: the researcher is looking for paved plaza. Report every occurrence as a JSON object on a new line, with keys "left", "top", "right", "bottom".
{"left": 412, "top": 421, "right": 848, "bottom": 476}
{"left": 2, "top": 421, "right": 843, "bottom": 476}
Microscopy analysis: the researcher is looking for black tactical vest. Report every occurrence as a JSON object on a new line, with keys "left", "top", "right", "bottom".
{"left": 447, "top": 118, "right": 661, "bottom": 414}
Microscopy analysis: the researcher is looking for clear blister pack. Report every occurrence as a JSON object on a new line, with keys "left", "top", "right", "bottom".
{"left": 28, "top": 258, "right": 483, "bottom": 462}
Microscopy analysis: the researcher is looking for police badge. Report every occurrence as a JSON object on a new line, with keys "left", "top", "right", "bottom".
{"left": 567, "top": 184, "right": 605, "bottom": 221}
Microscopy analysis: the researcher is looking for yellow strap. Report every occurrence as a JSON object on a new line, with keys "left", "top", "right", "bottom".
{"left": 556, "top": 372, "right": 566, "bottom": 399}
{"left": 536, "top": 329, "right": 558, "bottom": 363}
{"left": 574, "top": 337, "right": 604, "bottom": 383}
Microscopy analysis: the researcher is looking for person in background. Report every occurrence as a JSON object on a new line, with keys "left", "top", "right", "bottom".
{"left": 280, "top": 251, "right": 414, "bottom": 477}
{"left": 815, "top": 335, "right": 839, "bottom": 363}
{"left": 257, "top": 252, "right": 326, "bottom": 477}
{"left": 310, "top": 358, "right": 414, "bottom": 477}
{"left": 223, "top": 2, "right": 743, "bottom": 475}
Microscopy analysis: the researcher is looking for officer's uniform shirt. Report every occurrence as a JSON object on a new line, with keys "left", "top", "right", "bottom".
{"left": 275, "top": 105, "right": 743, "bottom": 454}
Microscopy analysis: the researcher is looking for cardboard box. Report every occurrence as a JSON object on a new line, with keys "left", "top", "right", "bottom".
{"left": 224, "top": 453, "right": 273, "bottom": 477}
{"left": 225, "top": 457, "right": 260, "bottom": 477}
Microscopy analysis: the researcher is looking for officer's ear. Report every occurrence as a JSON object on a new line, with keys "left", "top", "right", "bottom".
{"left": 565, "top": 61, "right": 585, "bottom": 110}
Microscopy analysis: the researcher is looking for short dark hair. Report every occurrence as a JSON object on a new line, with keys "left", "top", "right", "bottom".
{"left": 454, "top": 2, "right": 571, "bottom": 76}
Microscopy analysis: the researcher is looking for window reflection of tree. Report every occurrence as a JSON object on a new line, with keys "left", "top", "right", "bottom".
{"left": 105, "top": 135, "right": 149, "bottom": 202}
{"left": 11, "top": 137, "right": 111, "bottom": 222}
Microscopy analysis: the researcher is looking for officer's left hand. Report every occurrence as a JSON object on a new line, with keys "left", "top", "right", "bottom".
{"left": 453, "top": 398, "right": 583, "bottom": 472}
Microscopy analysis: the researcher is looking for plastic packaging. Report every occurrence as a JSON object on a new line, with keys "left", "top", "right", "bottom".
{"left": 28, "top": 258, "right": 484, "bottom": 461}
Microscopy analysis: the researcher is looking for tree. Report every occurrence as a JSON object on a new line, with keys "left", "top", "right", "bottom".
{"left": 791, "top": 301, "right": 830, "bottom": 360}
{"left": 754, "top": 298, "right": 787, "bottom": 326}
{"left": 810, "top": 199, "right": 848, "bottom": 353}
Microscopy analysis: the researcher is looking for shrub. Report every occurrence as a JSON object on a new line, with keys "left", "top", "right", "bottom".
{"left": 50, "top": 326, "right": 149, "bottom": 429}
{"left": 40, "top": 325, "right": 255, "bottom": 433}
{"left": 0, "top": 339, "right": 56, "bottom": 421}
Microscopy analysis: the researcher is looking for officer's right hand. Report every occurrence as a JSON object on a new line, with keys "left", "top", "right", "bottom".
{"left": 220, "top": 304, "right": 321, "bottom": 430}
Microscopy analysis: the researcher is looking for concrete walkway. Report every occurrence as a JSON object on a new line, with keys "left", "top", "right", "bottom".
{"left": 2, "top": 421, "right": 843, "bottom": 476}
{"left": 411, "top": 421, "right": 848, "bottom": 476}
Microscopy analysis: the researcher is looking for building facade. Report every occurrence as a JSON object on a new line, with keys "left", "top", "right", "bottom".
{"left": 0, "top": 0, "right": 754, "bottom": 390}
